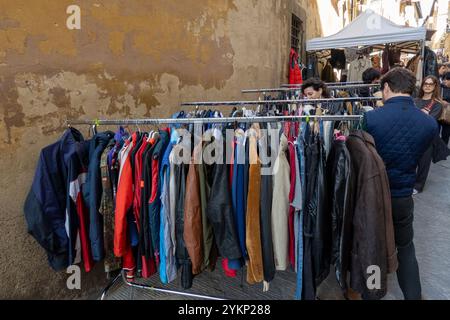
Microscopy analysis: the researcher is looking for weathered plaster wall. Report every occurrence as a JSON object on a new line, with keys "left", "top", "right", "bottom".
{"left": 0, "top": 0, "right": 322, "bottom": 299}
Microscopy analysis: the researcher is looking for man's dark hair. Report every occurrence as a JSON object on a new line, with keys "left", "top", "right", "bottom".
{"left": 438, "top": 63, "right": 446, "bottom": 69}
{"left": 444, "top": 72, "right": 450, "bottom": 81}
{"left": 302, "top": 77, "right": 330, "bottom": 98}
{"left": 380, "top": 67, "right": 416, "bottom": 95}
{"left": 362, "top": 68, "right": 381, "bottom": 84}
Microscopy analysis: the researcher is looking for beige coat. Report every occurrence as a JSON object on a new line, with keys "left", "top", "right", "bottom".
{"left": 271, "top": 133, "right": 291, "bottom": 271}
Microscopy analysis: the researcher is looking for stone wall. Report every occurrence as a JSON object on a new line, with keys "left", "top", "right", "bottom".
{"left": 0, "top": 0, "right": 323, "bottom": 299}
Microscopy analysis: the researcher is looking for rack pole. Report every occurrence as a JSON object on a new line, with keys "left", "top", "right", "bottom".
{"left": 66, "top": 115, "right": 363, "bottom": 127}
{"left": 120, "top": 271, "right": 226, "bottom": 300}
{"left": 281, "top": 81, "right": 363, "bottom": 87}
{"left": 180, "top": 96, "right": 381, "bottom": 107}
{"left": 100, "top": 272, "right": 122, "bottom": 300}
{"left": 242, "top": 83, "right": 380, "bottom": 93}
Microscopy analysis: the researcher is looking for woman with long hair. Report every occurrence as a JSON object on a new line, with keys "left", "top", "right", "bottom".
{"left": 413, "top": 75, "right": 444, "bottom": 194}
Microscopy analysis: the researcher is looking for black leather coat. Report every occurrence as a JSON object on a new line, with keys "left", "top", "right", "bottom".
{"left": 326, "top": 140, "right": 354, "bottom": 292}
{"left": 303, "top": 132, "right": 331, "bottom": 299}
{"left": 311, "top": 135, "right": 331, "bottom": 287}
{"left": 205, "top": 138, "right": 242, "bottom": 261}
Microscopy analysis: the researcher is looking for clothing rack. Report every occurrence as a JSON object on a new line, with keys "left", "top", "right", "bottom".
{"left": 66, "top": 115, "right": 364, "bottom": 127}
{"left": 67, "top": 114, "right": 364, "bottom": 301}
{"left": 242, "top": 83, "right": 381, "bottom": 94}
{"left": 281, "top": 81, "right": 364, "bottom": 87}
{"left": 180, "top": 96, "right": 381, "bottom": 107}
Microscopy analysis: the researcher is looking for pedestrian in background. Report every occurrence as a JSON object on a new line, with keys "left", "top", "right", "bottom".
{"left": 414, "top": 76, "right": 444, "bottom": 194}
{"left": 440, "top": 72, "right": 450, "bottom": 145}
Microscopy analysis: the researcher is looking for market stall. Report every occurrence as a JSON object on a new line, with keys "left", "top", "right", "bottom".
{"left": 305, "top": 9, "right": 429, "bottom": 83}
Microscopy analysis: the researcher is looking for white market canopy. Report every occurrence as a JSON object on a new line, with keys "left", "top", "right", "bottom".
{"left": 306, "top": 9, "right": 427, "bottom": 51}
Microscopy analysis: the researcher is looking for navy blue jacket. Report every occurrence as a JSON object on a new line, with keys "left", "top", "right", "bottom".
{"left": 24, "top": 128, "right": 85, "bottom": 271}
{"left": 365, "top": 96, "right": 438, "bottom": 197}
{"left": 83, "top": 131, "right": 115, "bottom": 262}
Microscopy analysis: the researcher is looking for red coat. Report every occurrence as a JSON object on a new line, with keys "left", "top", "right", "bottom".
{"left": 289, "top": 49, "right": 303, "bottom": 85}
{"left": 114, "top": 133, "right": 138, "bottom": 277}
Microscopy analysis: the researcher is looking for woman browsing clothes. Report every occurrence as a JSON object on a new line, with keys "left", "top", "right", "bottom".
{"left": 414, "top": 76, "right": 444, "bottom": 194}
{"left": 301, "top": 78, "right": 332, "bottom": 115}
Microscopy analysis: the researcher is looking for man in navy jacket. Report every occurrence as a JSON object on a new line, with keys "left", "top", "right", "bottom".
{"left": 364, "top": 68, "right": 438, "bottom": 300}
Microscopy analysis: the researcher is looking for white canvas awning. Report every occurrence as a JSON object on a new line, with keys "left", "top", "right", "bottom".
{"left": 306, "top": 10, "right": 427, "bottom": 51}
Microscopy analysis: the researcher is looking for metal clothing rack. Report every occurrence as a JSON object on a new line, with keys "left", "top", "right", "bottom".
{"left": 242, "top": 83, "right": 381, "bottom": 94}
{"left": 67, "top": 113, "right": 365, "bottom": 301}
{"left": 180, "top": 96, "right": 381, "bottom": 107}
{"left": 66, "top": 115, "right": 364, "bottom": 127}
{"left": 281, "top": 81, "right": 364, "bottom": 87}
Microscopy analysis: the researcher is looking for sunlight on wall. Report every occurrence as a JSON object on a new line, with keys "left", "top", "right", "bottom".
{"left": 316, "top": 0, "right": 341, "bottom": 37}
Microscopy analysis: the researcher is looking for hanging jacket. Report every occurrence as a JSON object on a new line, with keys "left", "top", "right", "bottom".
{"left": 159, "top": 133, "right": 177, "bottom": 283}
{"left": 381, "top": 45, "right": 390, "bottom": 74}
{"left": 109, "top": 128, "right": 128, "bottom": 205}
{"left": 330, "top": 49, "right": 346, "bottom": 70}
{"left": 294, "top": 130, "right": 306, "bottom": 300}
{"left": 133, "top": 135, "right": 149, "bottom": 231}
{"left": 321, "top": 61, "right": 336, "bottom": 82}
{"left": 83, "top": 131, "right": 115, "bottom": 262}
{"left": 132, "top": 134, "right": 153, "bottom": 277}
{"left": 308, "top": 133, "right": 331, "bottom": 288}
{"left": 139, "top": 137, "right": 156, "bottom": 260}
{"left": 346, "top": 130, "right": 398, "bottom": 300}
{"left": 364, "top": 96, "right": 439, "bottom": 197}
{"left": 306, "top": 54, "right": 319, "bottom": 79}
{"left": 149, "top": 130, "right": 170, "bottom": 264}
{"left": 198, "top": 148, "right": 215, "bottom": 271}
{"left": 258, "top": 125, "right": 275, "bottom": 284}
{"left": 287, "top": 135, "right": 296, "bottom": 269}
{"left": 184, "top": 145, "right": 204, "bottom": 275}
{"left": 292, "top": 143, "right": 302, "bottom": 269}
{"left": 206, "top": 130, "right": 242, "bottom": 261}
{"left": 24, "top": 128, "right": 85, "bottom": 271}
{"left": 100, "top": 141, "right": 122, "bottom": 273}
{"left": 245, "top": 124, "right": 264, "bottom": 284}
{"left": 271, "top": 133, "right": 290, "bottom": 271}
{"left": 67, "top": 142, "right": 94, "bottom": 273}
{"left": 174, "top": 160, "right": 193, "bottom": 289}
{"left": 303, "top": 127, "right": 318, "bottom": 300}
{"left": 231, "top": 128, "right": 247, "bottom": 260}
{"left": 325, "top": 139, "right": 354, "bottom": 292}
{"left": 114, "top": 133, "right": 139, "bottom": 277}
{"left": 423, "top": 46, "right": 439, "bottom": 78}
{"left": 289, "top": 48, "right": 303, "bottom": 85}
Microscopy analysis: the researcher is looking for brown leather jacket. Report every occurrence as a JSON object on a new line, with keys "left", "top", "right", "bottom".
{"left": 246, "top": 124, "right": 264, "bottom": 284}
{"left": 346, "top": 130, "right": 398, "bottom": 300}
{"left": 184, "top": 158, "right": 204, "bottom": 275}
